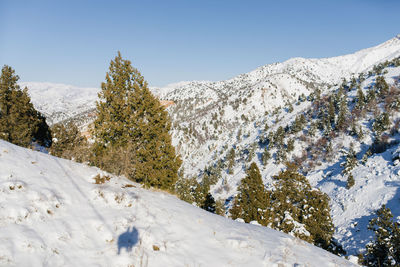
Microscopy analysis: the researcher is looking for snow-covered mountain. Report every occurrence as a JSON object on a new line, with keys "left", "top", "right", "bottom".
{"left": 0, "top": 140, "right": 355, "bottom": 266}
{"left": 19, "top": 34, "right": 400, "bottom": 259}
{"left": 19, "top": 82, "right": 99, "bottom": 125}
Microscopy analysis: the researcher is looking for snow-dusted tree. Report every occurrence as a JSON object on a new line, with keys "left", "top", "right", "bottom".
{"left": 355, "top": 86, "right": 366, "bottom": 111}
{"left": 336, "top": 97, "right": 349, "bottom": 131}
{"left": 342, "top": 146, "right": 358, "bottom": 176}
{"left": 270, "top": 163, "right": 335, "bottom": 250}
{"left": 361, "top": 205, "right": 400, "bottom": 266}
{"left": 346, "top": 174, "right": 355, "bottom": 189}
{"left": 373, "top": 112, "right": 390, "bottom": 139}
{"left": 262, "top": 147, "right": 271, "bottom": 165}
{"left": 375, "top": 76, "right": 389, "bottom": 97}
{"left": 92, "top": 52, "right": 181, "bottom": 190}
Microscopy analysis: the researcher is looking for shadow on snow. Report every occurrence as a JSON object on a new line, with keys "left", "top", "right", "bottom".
{"left": 117, "top": 226, "right": 139, "bottom": 255}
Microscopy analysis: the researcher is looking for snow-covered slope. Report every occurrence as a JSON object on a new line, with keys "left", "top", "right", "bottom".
{"left": 0, "top": 140, "right": 354, "bottom": 266}
{"left": 19, "top": 82, "right": 99, "bottom": 125}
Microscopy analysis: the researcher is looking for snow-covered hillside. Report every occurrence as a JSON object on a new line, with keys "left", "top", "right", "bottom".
{"left": 0, "top": 140, "right": 354, "bottom": 266}
{"left": 19, "top": 82, "right": 99, "bottom": 125}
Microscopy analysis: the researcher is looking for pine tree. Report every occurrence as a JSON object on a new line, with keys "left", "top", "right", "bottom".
{"left": 201, "top": 193, "right": 216, "bottom": 213}
{"left": 230, "top": 162, "right": 269, "bottom": 224}
{"left": 346, "top": 174, "right": 355, "bottom": 189}
{"left": 92, "top": 53, "right": 181, "bottom": 190}
{"left": 362, "top": 205, "right": 400, "bottom": 266}
{"left": 336, "top": 97, "right": 349, "bottom": 131}
{"left": 227, "top": 147, "right": 235, "bottom": 174}
{"left": 355, "top": 86, "right": 365, "bottom": 110}
{"left": 375, "top": 76, "right": 389, "bottom": 97}
{"left": 270, "top": 163, "right": 335, "bottom": 249}
{"left": 373, "top": 112, "right": 390, "bottom": 139}
{"left": 0, "top": 65, "right": 51, "bottom": 148}
{"left": 262, "top": 147, "right": 271, "bottom": 165}
{"left": 342, "top": 145, "right": 358, "bottom": 176}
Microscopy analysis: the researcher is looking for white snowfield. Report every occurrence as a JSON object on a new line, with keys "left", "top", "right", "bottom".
{"left": 0, "top": 140, "right": 355, "bottom": 267}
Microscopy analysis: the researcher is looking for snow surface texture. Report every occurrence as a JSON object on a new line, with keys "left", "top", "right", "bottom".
{"left": 0, "top": 140, "right": 354, "bottom": 266}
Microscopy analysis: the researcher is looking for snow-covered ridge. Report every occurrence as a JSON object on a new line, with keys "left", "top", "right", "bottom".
{"left": 0, "top": 140, "right": 355, "bottom": 266}
{"left": 21, "top": 35, "right": 400, "bottom": 126}
{"left": 19, "top": 82, "right": 100, "bottom": 125}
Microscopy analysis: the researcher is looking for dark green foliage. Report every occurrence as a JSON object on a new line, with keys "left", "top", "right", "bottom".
{"left": 375, "top": 76, "right": 389, "bottom": 97}
{"left": 269, "top": 163, "right": 335, "bottom": 249}
{"left": 92, "top": 53, "right": 181, "bottom": 190}
{"left": 342, "top": 146, "right": 358, "bottom": 176}
{"left": 49, "top": 122, "right": 89, "bottom": 162}
{"left": 262, "top": 147, "right": 271, "bottom": 165}
{"left": 230, "top": 163, "right": 269, "bottom": 223}
{"left": 0, "top": 65, "right": 51, "bottom": 148}
{"left": 362, "top": 205, "right": 400, "bottom": 266}
{"left": 286, "top": 139, "right": 295, "bottom": 152}
{"left": 275, "top": 147, "right": 287, "bottom": 164}
{"left": 336, "top": 97, "right": 349, "bottom": 131}
{"left": 201, "top": 193, "right": 216, "bottom": 213}
{"left": 291, "top": 114, "right": 306, "bottom": 134}
{"left": 215, "top": 199, "right": 225, "bottom": 216}
{"left": 226, "top": 147, "right": 235, "bottom": 174}
{"left": 175, "top": 172, "right": 219, "bottom": 214}
{"left": 355, "top": 86, "right": 366, "bottom": 110}
{"left": 373, "top": 112, "right": 390, "bottom": 138}
{"left": 346, "top": 174, "right": 355, "bottom": 189}
{"left": 175, "top": 176, "right": 198, "bottom": 204}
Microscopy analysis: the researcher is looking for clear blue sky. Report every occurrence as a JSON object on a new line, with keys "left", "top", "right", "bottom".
{"left": 0, "top": 0, "right": 399, "bottom": 87}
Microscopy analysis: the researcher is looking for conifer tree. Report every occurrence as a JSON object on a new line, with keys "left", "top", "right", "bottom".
{"left": 336, "top": 97, "right": 349, "bottom": 131}
{"left": 262, "top": 147, "right": 271, "bottom": 165}
{"left": 49, "top": 122, "right": 88, "bottom": 162}
{"left": 355, "top": 86, "right": 365, "bottom": 111}
{"left": 92, "top": 53, "right": 181, "bottom": 190}
{"left": 201, "top": 193, "right": 216, "bottom": 213}
{"left": 230, "top": 162, "right": 269, "bottom": 224}
{"left": 0, "top": 65, "right": 51, "bottom": 148}
{"left": 375, "top": 76, "right": 389, "bottom": 97}
{"left": 227, "top": 147, "right": 235, "bottom": 174}
{"left": 270, "top": 163, "right": 335, "bottom": 249}
{"left": 362, "top": 205, "right": 400, "bottom": 266}
{"left": 342, "top": 146, "right": 358, "bottom": 176}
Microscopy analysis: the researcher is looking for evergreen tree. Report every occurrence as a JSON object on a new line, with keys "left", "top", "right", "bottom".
{"left": 49, "top": 122, "right": 89, "bottom": 162}
{"left": 227, "top": 147, "right": 235, "bottom": 174}
{"left": 373, "top": 112, "right": 390, "bottom": 139}
{"left": 215, "top": 199, "right": 225, "bottom": 216}
{"left": 230, "top": 162, "right": 269, "bottom": 224}
{"left": 262, "top": 147, "right": 271, "bottom": 165}
{"left": 92, "top": 53, "right": 181, "bottom": 190}
{"left": 342, "top": 146, "right": 358, "bottom": 176}
{"left": 375, "top": 76, "right": 389, "bottom": 97}
{"left": 362, "top": 205, "right": 400, "bottom": 266}
{"left": 0, "top": 65, "right": 51, "bottom": 148}
{"left": 355, "top": 86, "right": 365, "bottom": 110}
{"left": 201, "top": 193, "right": 216, "bottom": 213}
{"left": 336, "top": 97, "right": 349, "bottom": 131}
{"left": 270, "top": 163, "right": 335, "bottom": 249}
{"left": 346, "top": 174, "right": 355, "bottom": 189}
